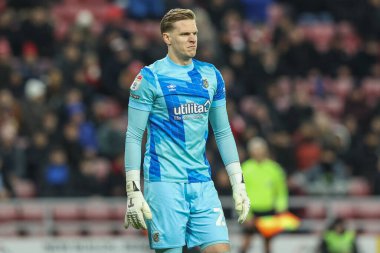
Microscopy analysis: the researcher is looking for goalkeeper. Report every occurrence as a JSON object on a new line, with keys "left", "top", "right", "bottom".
{"left": 124, "top": 8, "right": 250, "bottom": 253}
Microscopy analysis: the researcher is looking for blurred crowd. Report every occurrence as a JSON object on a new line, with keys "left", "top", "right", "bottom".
{"left": 1, "top": 0, "right": 380, "bottom": 199}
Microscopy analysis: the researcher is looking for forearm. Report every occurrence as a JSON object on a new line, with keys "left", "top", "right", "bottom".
{"left": 210, "top": 104, "right": 249, "bottom": 223}
{"left": 124, "top": 107, "right": 150, "bottom": 175}
{"left": 276, "top": 193, "right": 288, "bottom": 212}
{"left": 209, "top": 104, "right": 240, "bottom": 167}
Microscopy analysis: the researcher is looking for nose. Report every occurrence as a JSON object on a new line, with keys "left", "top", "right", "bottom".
{"left": 189, "top": 34, "right": 197, "bottom": 43}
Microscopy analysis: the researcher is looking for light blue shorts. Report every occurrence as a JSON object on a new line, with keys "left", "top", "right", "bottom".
{"left": 144, "top": 180, "right": 229, "bottom": 249}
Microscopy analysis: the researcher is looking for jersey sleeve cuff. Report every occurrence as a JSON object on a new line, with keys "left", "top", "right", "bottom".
{"left": 129, "top": 100, "right": 153, "bottom": 111}
{"left": 211, "top": 99, "right": 226, "bottom": 108}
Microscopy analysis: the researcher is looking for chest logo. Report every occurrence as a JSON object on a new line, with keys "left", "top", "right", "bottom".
{"left": 173, "top": 100, "right": 210, "bottom": 116}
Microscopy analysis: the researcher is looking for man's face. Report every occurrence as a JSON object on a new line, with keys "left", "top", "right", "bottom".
{"left": 164, "top": 19, "right": 198, "bottom": 60}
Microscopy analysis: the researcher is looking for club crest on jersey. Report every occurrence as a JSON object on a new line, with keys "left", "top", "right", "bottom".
{"left": 130, "top": 75, "right": 143, "bottom": 91}
{"left": 153, "top": 232, "right": 160, "bottom": 242}
{"left": 202, "top": 79, "right": 209, "bottom": 89}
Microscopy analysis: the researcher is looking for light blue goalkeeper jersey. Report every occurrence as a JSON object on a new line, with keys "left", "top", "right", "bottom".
{"left": 128, "top": 56, "right": 227, "bottom": 183}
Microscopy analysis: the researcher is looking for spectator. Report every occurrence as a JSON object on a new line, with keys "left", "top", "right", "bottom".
{"left": 302, "top": 147, "right": 349, "bottom": 195}
{"left": 39, "top": 147, "right": 72, "bottom": 197}
{"left": 61, "top": 122, "right": 83, "bottom": 169}
{"left": 318, "top": 217, "right": 359, "bottom": 253}
{"left": 97, "top": 117, "right": 125, "bottom": 160}
{"left": 373, "top": 156, "right": 380, "bottom": 195}
{"left": 346, "top": 132, "right": 379, "bottom": 188}
{"left": 14, "top": 41, "right": 49, "bottom": 81}
{"left": 0, "top": 39, "right": 12, "bottom": 89}
{"left": 26, "top": 131, "right": 49, "bottom": 182}
{"left": 294, "top": 122, "right": 321, "bottom": 171}
{"left": 74, "top": 158, "right": 106, "bottom": 197}
{"left": 20, "top": 78, "right": 48, "bottom": 136}
{"left": 0, "top": 121, "right": 26, "bottom": 196}
{"left": 19, "top": 7, "right": 54, "bottom": 57}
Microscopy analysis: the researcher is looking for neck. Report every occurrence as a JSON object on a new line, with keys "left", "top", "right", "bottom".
{"left": 167, "top": 51, "right": 192, "bottom": 66}
{"left": 255, "top": 157, "right": 266, "bottom": 163}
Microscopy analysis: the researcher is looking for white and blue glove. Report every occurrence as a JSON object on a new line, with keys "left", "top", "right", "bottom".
{"left": 227, "top": 162, "right": 250, "bottom": 224}
{"left": 124, "top": 171, "right": 152, "bottom": 230}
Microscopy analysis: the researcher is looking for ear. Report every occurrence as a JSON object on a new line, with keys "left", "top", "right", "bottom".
{"left": 162, "top": 32, "right": 171, "bottom": 46}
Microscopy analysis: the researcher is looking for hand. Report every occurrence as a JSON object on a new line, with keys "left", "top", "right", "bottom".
{"left": 232, "top": 181, "right": 250, "bottom": 224}
{"left": 124, "top": 181, "right": 152, "bottom": 230}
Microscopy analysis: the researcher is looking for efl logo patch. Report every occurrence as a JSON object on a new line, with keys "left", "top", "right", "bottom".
{"left": 130, "top": 75, "right": 143, "bottom": 91}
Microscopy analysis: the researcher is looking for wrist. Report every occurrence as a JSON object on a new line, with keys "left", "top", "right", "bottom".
{"left": 126, "top": 170, "right": 141, "bottom": 192}
{"left": 230, "top": 173, "right": 244, "bottom": 188}
{"left": 226, "top": 162, "right": 244, "bottom": 187}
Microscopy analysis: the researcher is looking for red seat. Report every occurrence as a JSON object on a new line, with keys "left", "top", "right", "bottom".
{"left": 52, "top": 222, "right": 86, "bottom": 237}
{"left": 53, "top": 203, "right": 82, "bottom": 221}
{"left": 82, "top": 201, "right": 111, "bottom": 220}
{"left": 0, "top": 204, "right": 19, "bottom": 222}
{"left": 347, "top": 178, "right": 370, "bottom": 196}
{"left": 110, "top": 203, "right": 126, "bottom": 221}
{"left": 330, "top": 202, "right": 355, "bottom": 219}
{"left": 304, "top": 202, "right": 326, "bottom": 219}
{"left": 19, "top": 203, "right": 44, "bottom": 221}
{"left": 86, "top": 223, "right": 114, "bottom": 236}
{"left": 354, "top": 203, "right": 380, "bottom": 219}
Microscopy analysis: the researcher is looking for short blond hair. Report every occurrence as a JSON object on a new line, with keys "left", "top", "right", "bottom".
{"left": 160, "top": 8, "right": 195, "bottom": 34}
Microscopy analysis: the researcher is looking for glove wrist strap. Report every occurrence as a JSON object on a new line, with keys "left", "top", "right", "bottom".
{"left": 126, "top": 170, "right": 141, "bottom": 193}
{"left": 226, "top": 162, "right": 243, "bottom": 187}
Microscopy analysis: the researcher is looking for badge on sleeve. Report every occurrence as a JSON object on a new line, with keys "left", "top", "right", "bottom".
{"left": 130, "top": 74, "right": 143, "bottom": 91}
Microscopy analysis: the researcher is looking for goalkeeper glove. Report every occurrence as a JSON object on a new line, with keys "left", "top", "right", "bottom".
{"left": 227, "top": 162, "right": 250, "bottom": 224}
{"left": 124, "top": 170, "right": 152, "bottom": 230}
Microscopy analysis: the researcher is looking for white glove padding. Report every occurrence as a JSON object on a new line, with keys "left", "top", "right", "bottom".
{"left": 124, "top": 175, "right": 152, "bottom": 230}
{"left": 226, "top": 162, "right": 250, "bottom": 224}
{"left": 232, "top": 180, "right": 250, "bottom": 224}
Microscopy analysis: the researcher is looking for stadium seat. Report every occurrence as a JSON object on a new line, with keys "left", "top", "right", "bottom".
{"left": 82, "top": 200, "right": 112, "bottom": 220}
{"left": 19, "top": 203, "right": 44, "bottom": 221}
{"left": 304, "top": 202, "right": 326, "bottom": 219}
{"left": 0, "top": 204, "right": 19, "bottom": 222}
{"left": 85, "top": 222, "right": 115, "bottom": 236}
{"left": 0, "top": 221, "right": 45, "bottom": 237}
{"left": 347, "top": 178, "right": 371, "bottom": 196}
{"left": 109, "top": 203, "right": 126, "bottom": 221}
{"left": 354, "top": 203, "right": 380, "bottom": 219}
{"left": 361, "top": 221, "right": 380, "bottom": 234}
{"left": 330, "top": 202, "right": 355, "bottom": 219}
{"left": 53, "top": 203, "right": 82, "bottom": 221}
{"left": 23, "top": 222, "right": 46, "bottom": 237}
{"left": 51, "top": 222, "right": 87, "bottom": 237}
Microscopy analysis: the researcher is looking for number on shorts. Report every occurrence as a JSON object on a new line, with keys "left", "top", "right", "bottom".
{"left": 213, "top": 208, "right": 226, "bottom": 226}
